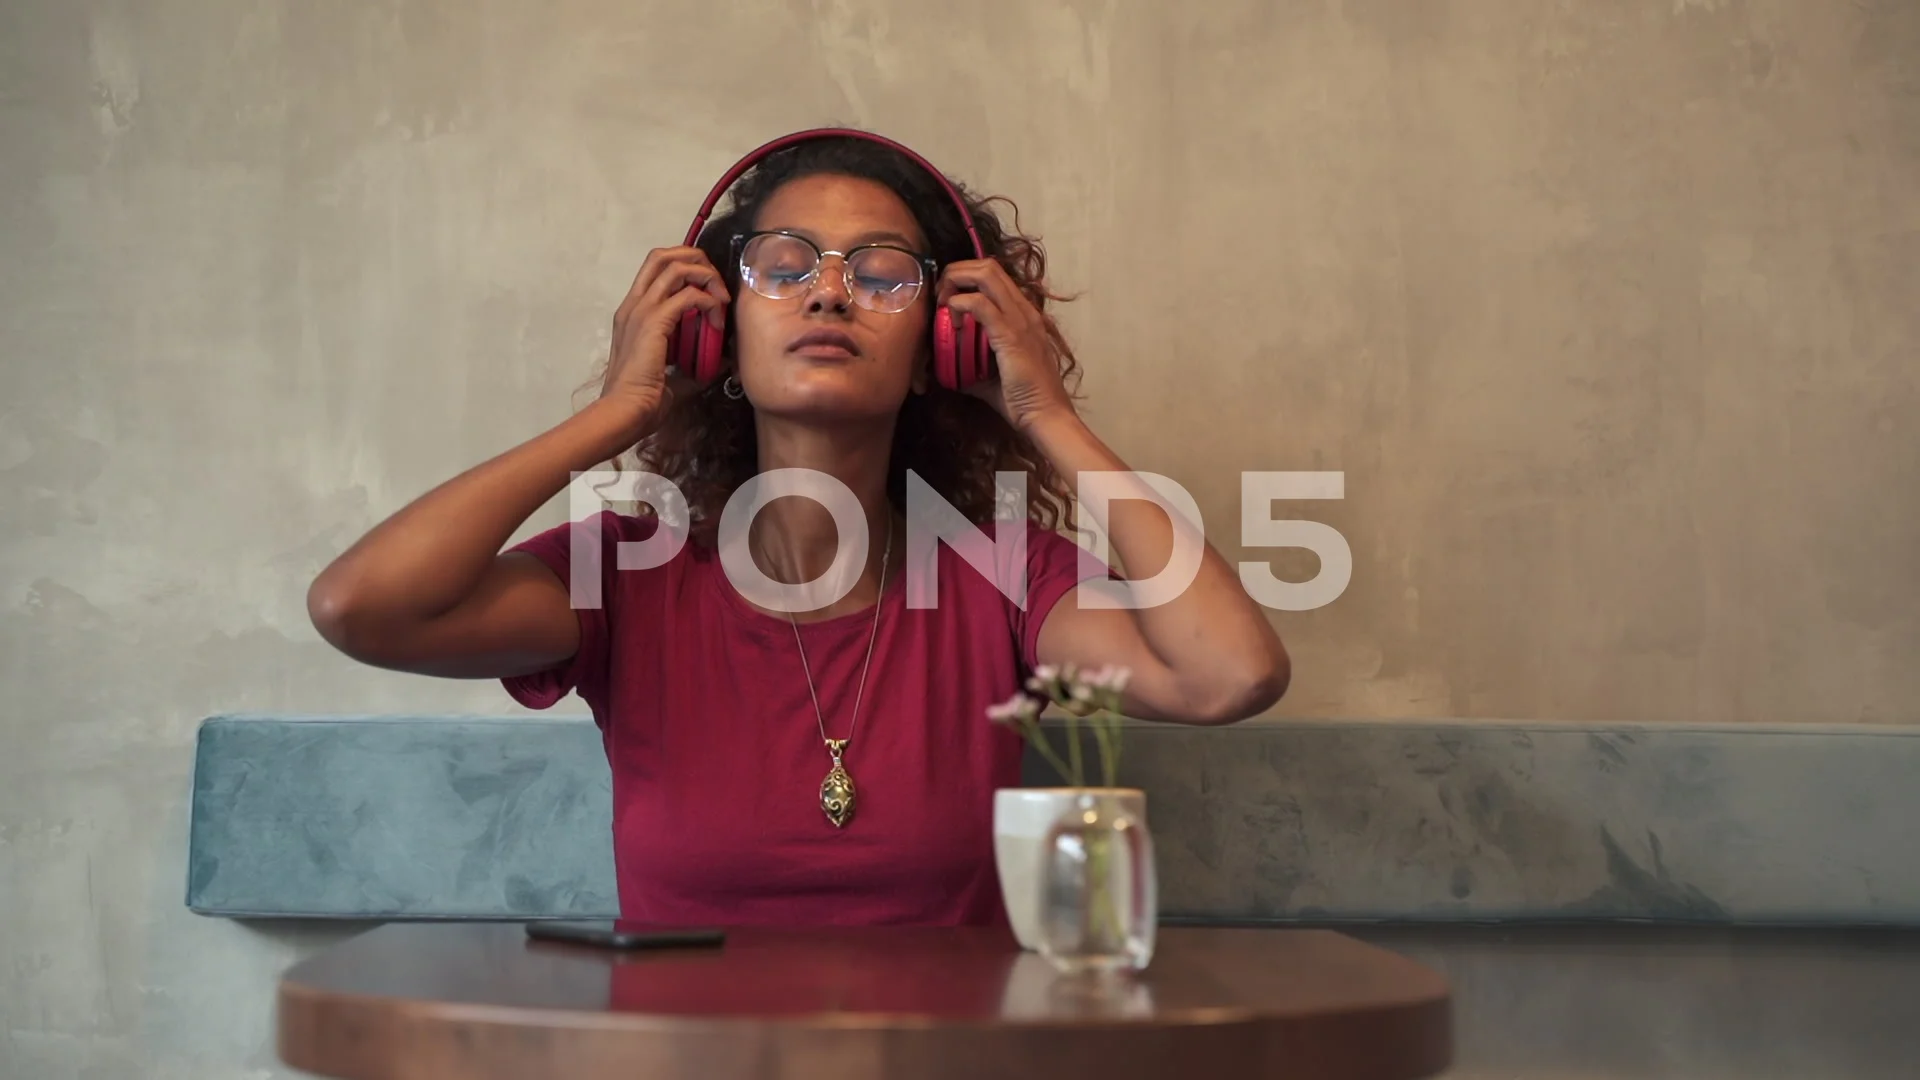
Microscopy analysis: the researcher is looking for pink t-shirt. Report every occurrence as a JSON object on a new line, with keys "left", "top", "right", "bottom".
{"left": 500, "top": 510, "right": 1099, "bottom": 929}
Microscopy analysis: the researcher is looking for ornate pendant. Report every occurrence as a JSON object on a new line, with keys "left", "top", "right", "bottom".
{"left": 819, "top": 738, "right": 855, "bottom": 828}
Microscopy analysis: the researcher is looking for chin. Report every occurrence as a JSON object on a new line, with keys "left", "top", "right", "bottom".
{"left": 751, "top": 366, "right": 905, "bottom": 422}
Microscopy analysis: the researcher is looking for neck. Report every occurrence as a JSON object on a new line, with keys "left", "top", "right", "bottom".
{"left": 747, "top": 415, "right": 897, "bottom": 614}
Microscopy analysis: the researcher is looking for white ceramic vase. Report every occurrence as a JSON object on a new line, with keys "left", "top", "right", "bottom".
{"left": 992, "top": 787, "right": 1156, "bottom": 969}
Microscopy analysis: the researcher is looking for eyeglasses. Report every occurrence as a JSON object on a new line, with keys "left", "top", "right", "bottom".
{"left": 733, "top": 231, "right": 937, "bottom": 314}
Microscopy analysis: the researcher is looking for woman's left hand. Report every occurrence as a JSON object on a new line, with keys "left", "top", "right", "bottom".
{"left": 936, "top": 260, "right": 1075, "bottom": 432}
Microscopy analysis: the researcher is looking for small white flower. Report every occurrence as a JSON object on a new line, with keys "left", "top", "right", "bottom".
{"left": 986, "top": 693, "right": 1040, "bottom": 725}
{"left": 1027, "top": 663, "right": 1072, "bottom": 704}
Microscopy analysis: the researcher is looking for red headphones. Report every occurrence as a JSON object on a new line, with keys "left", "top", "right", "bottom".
{"left": 666, "top": 128, "right": 997, "bottom": 392}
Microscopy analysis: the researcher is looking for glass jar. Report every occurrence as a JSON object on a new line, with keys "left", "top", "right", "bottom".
{"left": 1034, "top": 790, "right": 1157, "bottom": 973}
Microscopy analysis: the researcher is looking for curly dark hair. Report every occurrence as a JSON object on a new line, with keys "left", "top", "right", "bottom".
{"left": 586, "top": 132, "right": 1081, "bottom": 547}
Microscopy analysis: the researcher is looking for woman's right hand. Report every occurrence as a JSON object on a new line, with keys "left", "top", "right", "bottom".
{"left": 599, "top": 246, "right": 732, "bottom": 434}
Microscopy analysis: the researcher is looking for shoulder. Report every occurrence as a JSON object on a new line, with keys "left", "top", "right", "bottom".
{"left": 1021, "top": 519, "right": 1089, "bottom": 566}
{"left": 1012, "top": 519, "right": 1107, "bottom": 608}
{"left": 907, "top": 517, "right": 1095, "bottom": 596}
{"left": 504, "top": 510, "right": 690, "bottom": 610}
{"left": 915, "top": 517, "right": 1107, "bottom": 670}
{"left": 1009, "top": 520, "right": 1108, "bottom": 671}
{"left": 506, "top": 510, "right": 672, "bottom": 572}
{"left": 512, "top": 509, "right": 665, "bottom": 552}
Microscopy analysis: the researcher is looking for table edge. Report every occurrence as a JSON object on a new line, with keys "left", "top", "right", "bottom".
{"left": 275, "top": 925, "right": 1454, "bottom": 1080}
{"left": 280, "top": 975, "right": 1451, "bottom": 1034}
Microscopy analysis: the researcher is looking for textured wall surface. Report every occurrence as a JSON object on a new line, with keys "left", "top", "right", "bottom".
{"left": 4, "top": 0, "right": 1918, "bottom": 1076}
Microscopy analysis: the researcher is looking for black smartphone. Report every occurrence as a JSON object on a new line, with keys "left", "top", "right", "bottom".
{"left": 525, "top": 920, "right": 726, "bottom": 950}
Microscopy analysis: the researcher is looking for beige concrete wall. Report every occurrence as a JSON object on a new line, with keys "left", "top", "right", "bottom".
{"left": 3, "top": 0, "right": 1916, "bottom": 1075}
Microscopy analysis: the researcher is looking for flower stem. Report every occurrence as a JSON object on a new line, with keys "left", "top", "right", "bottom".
{"left": 1065, "top": 710, "right": 1084, "bottom": 787}
{"left": 1015, "top": 717, "right": 1078, "bottom": 786}
{"left": 1090, "top": 716, "right": 1117, "bottom": 788}
{"left": 1083, "top": 807, "right": 1124, "bottom": 950}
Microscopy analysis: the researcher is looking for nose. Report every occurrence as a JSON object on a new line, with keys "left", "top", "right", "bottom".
{"left": 804, "top": 254, "right": 853, "bottom": 314}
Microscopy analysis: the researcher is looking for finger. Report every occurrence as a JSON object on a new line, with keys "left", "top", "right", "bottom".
{"left": 619, "top": 247, "right": 687, "bottom": 318}
{"left": 932, "top": 259, "right": 979, "bottom": 306}
{"left": 618, "top": 285, "right": 725, "bottom": 370}
{"left": 648, "top": 256, "right": 727, "bottom": 308}
{"left": 630, "top": 246, "right": 709, "bottom": 295}
{"left": 696, "top": 254, "right": 731, "bottom": 322}
{"left": 662, "top": 284, "right": 727, "bottom": 331}
{"left": 936, "top": 259, "right": 1021, "bottom": 309}
{"left": 941, "top": 290, "right": 1009, "bottom": 339}
{"left": 641, "top": 258, "right": 732, "bottom": 328}
{"left": 617, "top": 247, "right": 717, "bottom": 329}
{"left": 640, "top": 284, "right": 727, "bottom": 340}
{"left": 671, "top": 248, "right": 731, "bottom": 319}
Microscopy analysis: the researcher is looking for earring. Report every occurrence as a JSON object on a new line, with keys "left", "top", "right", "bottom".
{"left": 722, "top": 375, "right": 745, "bottom": 400}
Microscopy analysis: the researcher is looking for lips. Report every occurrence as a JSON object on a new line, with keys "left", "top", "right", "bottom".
{"left": 787, "top": 329, "right": 860, "bottom": 357}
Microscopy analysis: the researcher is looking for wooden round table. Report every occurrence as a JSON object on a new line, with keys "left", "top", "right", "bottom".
{"left": 278, "top": 922, "right": 1451, "bottom": 1079}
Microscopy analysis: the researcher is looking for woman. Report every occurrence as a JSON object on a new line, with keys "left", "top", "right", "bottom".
{"left": 307, "top": 131, "right": 1288, "bottom": 928}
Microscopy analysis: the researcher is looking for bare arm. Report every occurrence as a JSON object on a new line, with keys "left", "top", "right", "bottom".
{"left": 1026, "top": 412, "right": 1290, "bottom": 725}
{"left": 307, "top": 400, "right": 643, "bottom": 677}
{"left": 306, "top": 246, "right": 730, "bottom": 679}
{"left": 938, "top": 259, "right": 1289, "bottom": 726}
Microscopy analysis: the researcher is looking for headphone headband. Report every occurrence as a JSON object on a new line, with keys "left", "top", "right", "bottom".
{"left": 679, "top": 128, "right": 985, "bottom": 260}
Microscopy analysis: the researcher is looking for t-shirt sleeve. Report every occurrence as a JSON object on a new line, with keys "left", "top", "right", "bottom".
{"left": 499, "top": 510, "right": 656, "bottom": 713}
{"left": 1010, "top": 521, "right": 1113, "bottom": 674}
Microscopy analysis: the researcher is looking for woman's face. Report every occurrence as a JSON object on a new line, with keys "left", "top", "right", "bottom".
{"left": 731, "top": 173, "right": 932, "bottom": 422}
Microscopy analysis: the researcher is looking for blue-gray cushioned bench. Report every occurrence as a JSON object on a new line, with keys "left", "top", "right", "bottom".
{"left": 186, "top": 714, "right": 1920, "bottom": 924}
{"left": 188, "top": 715, "right": 1920, "bottom": 1078}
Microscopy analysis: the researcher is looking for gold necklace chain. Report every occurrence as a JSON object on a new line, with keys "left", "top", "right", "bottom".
{"left": 787, "top": 520, "right": 891, "bottom": 829}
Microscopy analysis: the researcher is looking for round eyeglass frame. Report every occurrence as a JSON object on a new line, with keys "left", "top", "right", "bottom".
{"left": 731, "top": 230, "right": 941, "bottom": 314}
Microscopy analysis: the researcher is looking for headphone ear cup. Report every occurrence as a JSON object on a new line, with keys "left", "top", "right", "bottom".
{"left": 972, "top": 316, "right": 993, "bottom": 387}
{"left": 696, "top": 313, "right": 726, "bottom": 384}
{"left": 932, "top": 305, "right": 959, "bottom": 390}
{"left": 670, "top": 309, "right": 726, "bottom": 383}
{"left": 671, "top": 310, "right": 697, "bottom": 379}
{"left": 957, "top": 311, "right": 985, "bottom": 391}
{"left": 972, "top": 334, "right": 995, "bottom": 387}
